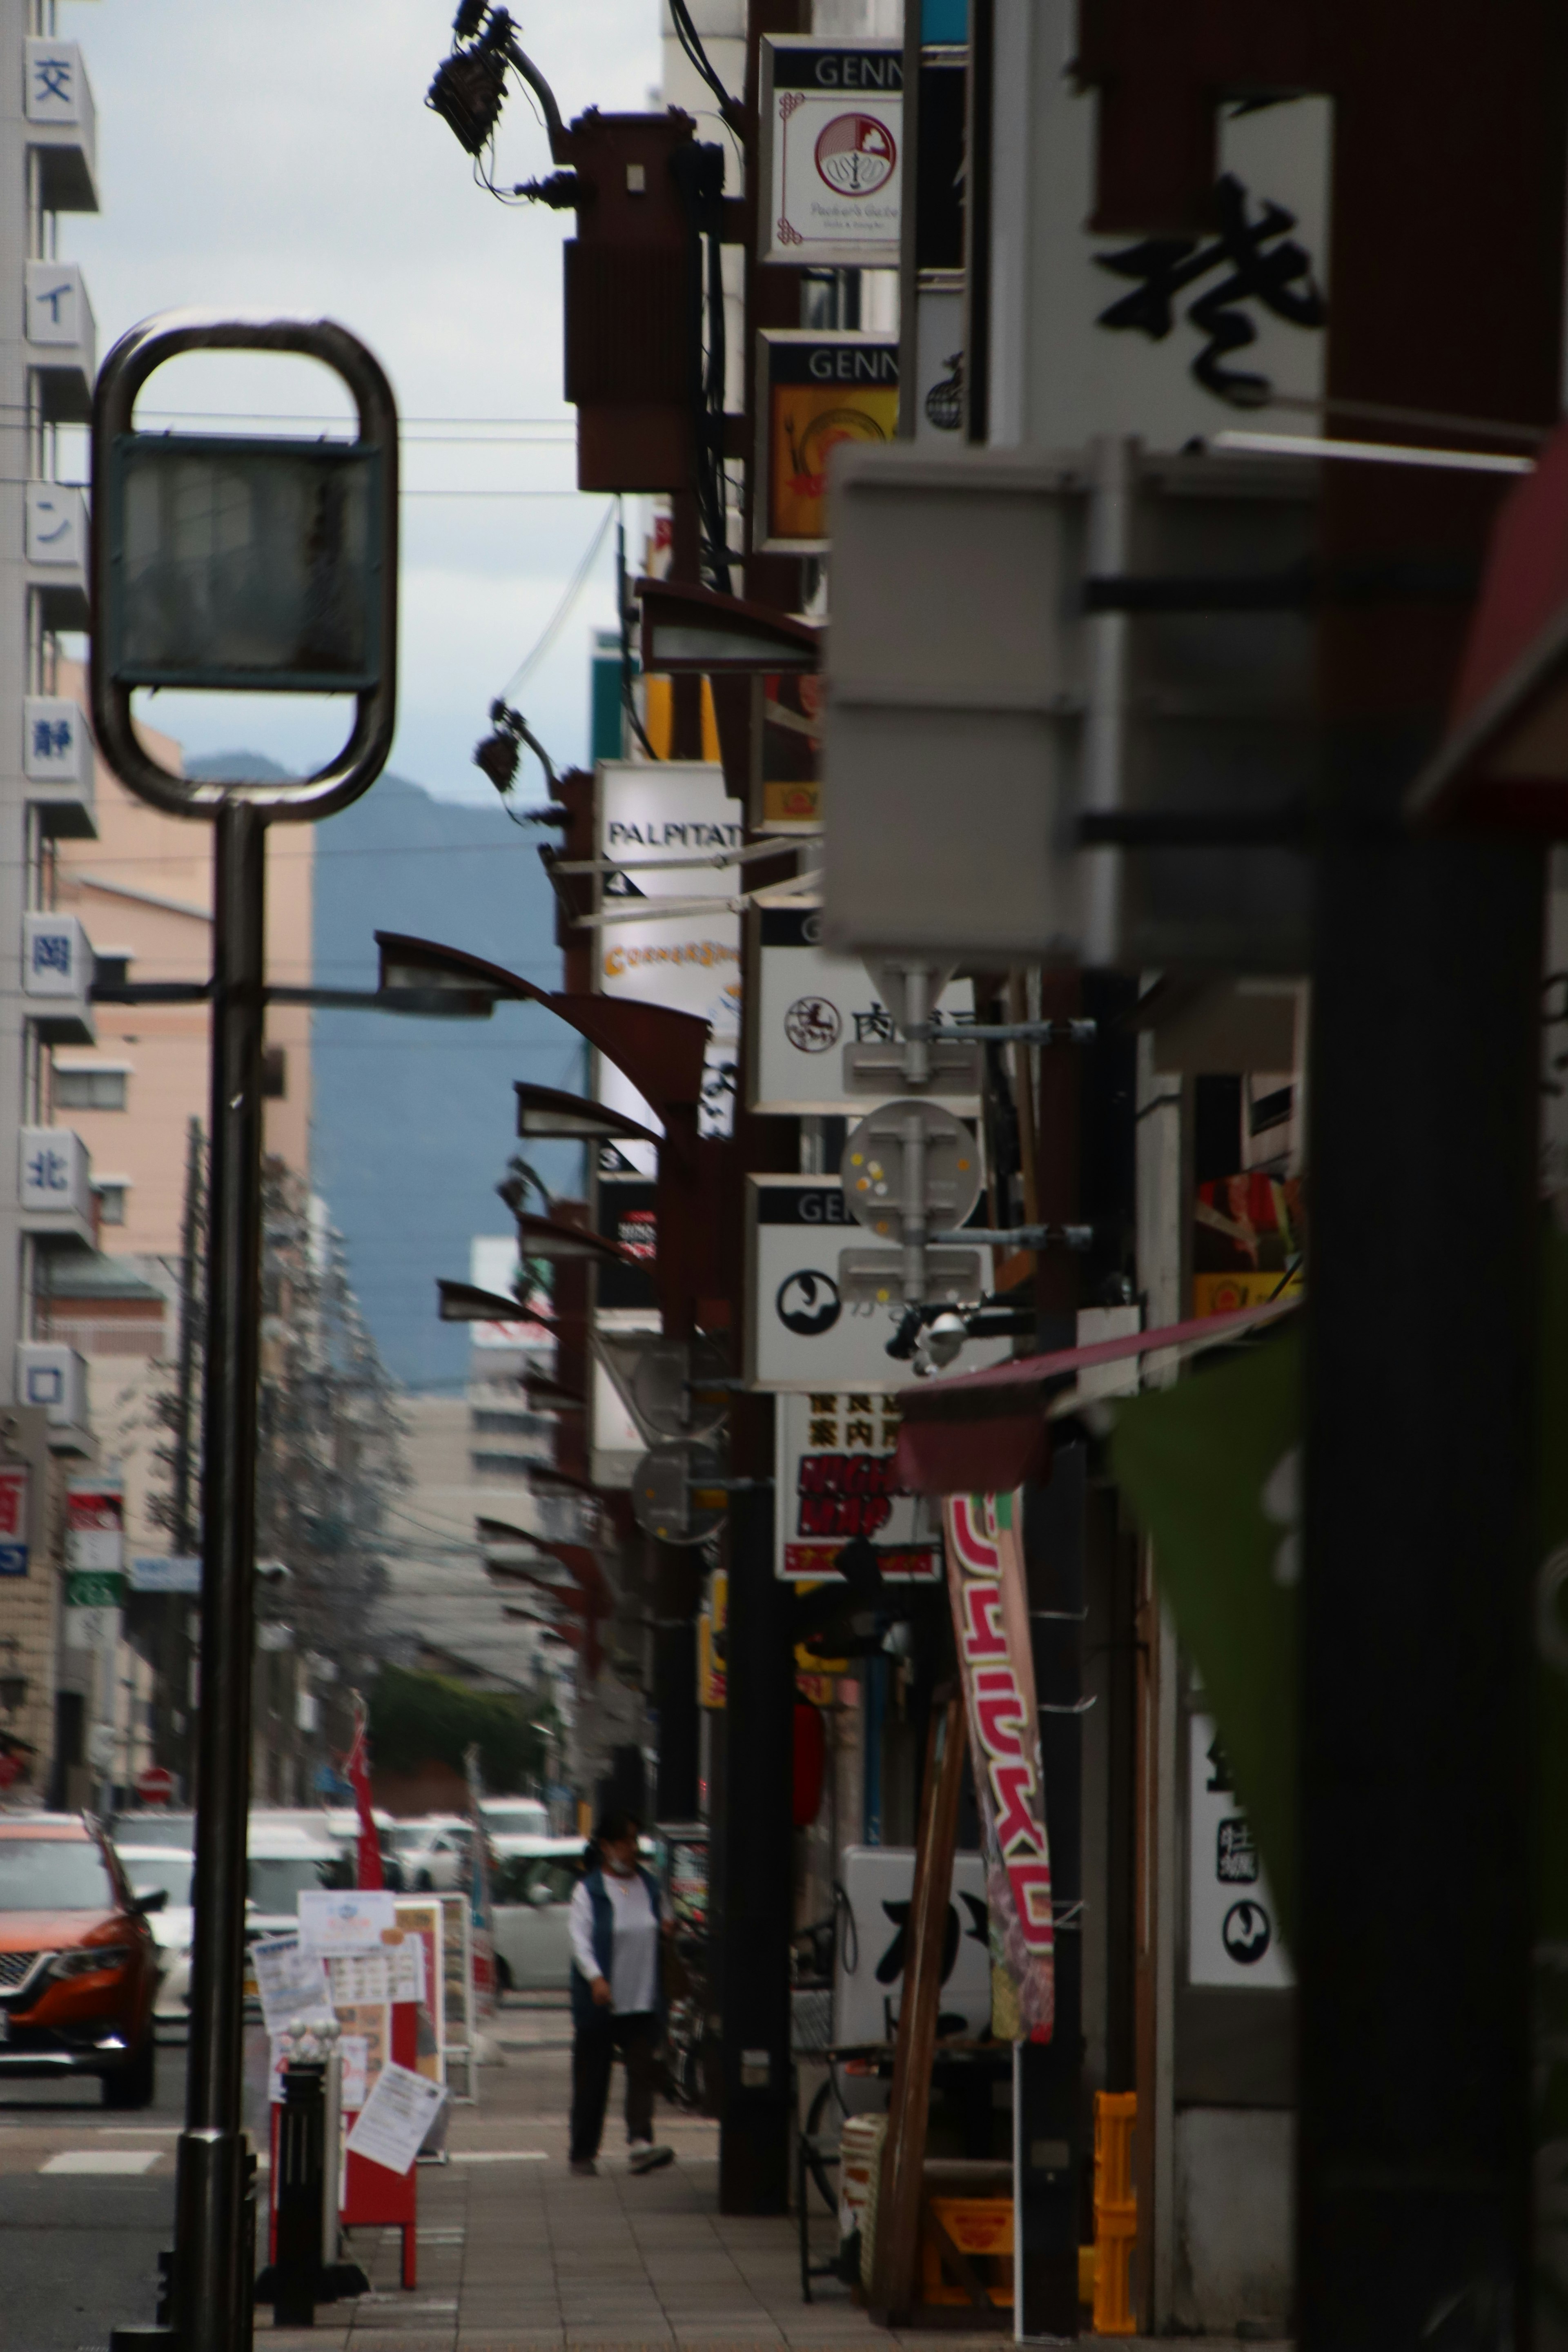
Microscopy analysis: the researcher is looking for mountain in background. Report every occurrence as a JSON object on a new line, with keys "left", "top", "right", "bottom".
{"left": 187, "top": 756, "right": 582, "bottom": 1389}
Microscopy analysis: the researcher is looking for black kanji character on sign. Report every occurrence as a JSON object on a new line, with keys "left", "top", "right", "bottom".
{"left": 1095, "top": 172, "right": 1325, "bottom": 408}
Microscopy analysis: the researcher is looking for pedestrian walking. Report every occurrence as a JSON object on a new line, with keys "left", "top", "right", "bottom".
{"left": 568, "top": 1810, "right": 674, "bottom": 2176}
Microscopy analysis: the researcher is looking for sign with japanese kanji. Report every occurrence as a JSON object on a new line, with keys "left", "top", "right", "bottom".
{"left": 749, "top": 908, "right": 978, "bottom": 1115}
{"left": 1187, "top": 1712, "right": 1292, "bottom": 1989}
{"left": 67, "top": 1481, "right": 122, "bottom": 1573}
{"left": 774, "top": 1390, "right": 940, "bottom": 1580}
{"left": 760, "top": 38, "right": 903, "bottom": 267}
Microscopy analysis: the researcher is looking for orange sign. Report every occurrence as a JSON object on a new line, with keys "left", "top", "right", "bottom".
{"left": 760, "top": 332, "right": 899, "bottom": 550}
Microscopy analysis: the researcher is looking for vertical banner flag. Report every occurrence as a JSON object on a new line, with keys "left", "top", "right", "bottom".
{"left": 942, "top": 1492, "right": 1054, "bottom": 2041}
{"left": 345, "top": 1694, "right": 383, "bottom": 1892}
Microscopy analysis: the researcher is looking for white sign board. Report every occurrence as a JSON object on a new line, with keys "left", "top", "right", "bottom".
{"left": 749, "top": 908, "right": 977, "bottom": 1115}
{"left": 760, "top": 37, "right": 903, "bottom": 267}
{"left": 329, "top": 1940, "right": 426, "bottom": 2010}
{"left": 297, "top": 1889, "right": 400, "bottom": 1959}
{"left": 746, "top": 1176, "right": 1010, "bottom": 1392}
{"left": 250, "top": 1933, "right": 335, "bottom": 2035}
{"left": 990, "top": 1, "right": 1329, "bottom": 451}
{"left": 1187, "top": 1712, "right": 1292, "bottom": 1989}
{"left": 345, "top": 2058, "right": 447, "bottom": 2176}
{"left": 774, "top": 1391, "right": 940, "bottom": 1580}
{"left": 595, "top": 761, "right": 744, "bottom": 1169}
{"left": 833, "top": 1846, "right": 990, "bottom": 2045}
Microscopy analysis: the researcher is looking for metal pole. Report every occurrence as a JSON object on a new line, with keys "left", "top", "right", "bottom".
{"left": 175, "top": 799, "right": 267, "bottom": 2350}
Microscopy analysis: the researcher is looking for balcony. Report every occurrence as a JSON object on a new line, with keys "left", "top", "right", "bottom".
{"left": 24, "top": 484, "right": 88, "bottom": 631}
{"left": 25, "top": 261, "right": 95, "bottom": 425}
{"left": 22, "top": 913, "right": 94, "bottom": 1047}
{"left": 22, "top": 696, "right": 96, "bottom": 840}
{"left": 18, "top": 1127, "right": 92, "bottom": 1247}
{"left": 23, "top": 39, "right": 98, "bottom": 213}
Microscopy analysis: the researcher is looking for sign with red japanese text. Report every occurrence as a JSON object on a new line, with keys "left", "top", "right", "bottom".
{"left": 760, "top": 38, "right": 903, "bottom": 268}
{"left": 774, "top": 1390, "right": 940, "bottom": 1580}
{"left": 943, "top": 1492, "right": 1054, "bottom": 2040}
{"left": 0, "top": 1467, "right": 29, "bottom": 1577}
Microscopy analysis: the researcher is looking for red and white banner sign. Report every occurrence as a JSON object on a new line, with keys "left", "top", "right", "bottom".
{"left": 942, "top": 1492, "right": 1054, "bottom": 2041}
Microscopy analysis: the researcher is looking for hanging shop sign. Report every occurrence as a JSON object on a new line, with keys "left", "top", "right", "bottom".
{"left": 1193, "top": 1172, "right": 1305, "bottom": 1319}
{"left": 943, "top": 1491, "right": 1054, "bottom": 2041}
{"left": 594, "top": 760, "right": 743, "bottom": 1163}
{"left": 757, "top": 332, "right": 899, "bottom": 554}
{"left": 0, "top": 1468, "right": 29, "bottom": 1577}
{"left": 1187, "top": 1711, "right": 1293, "bottom": 1989}
{"left": 746, "top": 1176, "right": 1009, "bottom": 1390}
{"left": 749, "top": 908, "right": 978, "bottom": 1116}
{"left": 774, "top": 1390, "right": 940, "bottom": 1580}
{"left": 760, "top": 37, "right": 903, "bottom": 268}
{"left": 66, "top": 1478, "right": 122, "bottom": 1572}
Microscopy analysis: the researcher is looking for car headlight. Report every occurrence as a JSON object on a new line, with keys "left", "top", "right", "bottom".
{"left": 51, "top": 1946, "right": 132, "bottom": 1980}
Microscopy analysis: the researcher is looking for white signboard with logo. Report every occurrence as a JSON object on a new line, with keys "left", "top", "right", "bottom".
{"left": 1187, "top": 1711, "right": 1292, "bottom": 1990}
{"left": 774, "top": 1390, "right": 940, "bottom": 1580}
{"left": 595, "top": 761, "right": 744, "bottom": 1169}
{"left": 750, "top": 908, "right": 978, "bottom": 1115}
{"left": 746, "top": 1176, "right": 1009, "bottom": 1392}
{"left": 834, "top": 1846, "right": 990, "bottom": 2045}
{"left": 760, "top": 37, "right": 902, "bottom": 267}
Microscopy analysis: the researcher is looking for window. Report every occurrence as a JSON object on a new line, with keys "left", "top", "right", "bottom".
{"left": 470, "top": 1450, "right": 534, "bottom": 1481}
{"left": 0, "top": 1835, "right": 116, "bottom": 1911}
{"left": 262, "top": 1045, "right": 287, "bottom": 1099}
{"left": 94, "top": 1181, "right": 127, "bottom": 1226}
{"left": 55, "top": 1065, "right": 127, "bottom": 1111}
{"left": 471, "top": 1410, "right": 533, "bottom": 1437}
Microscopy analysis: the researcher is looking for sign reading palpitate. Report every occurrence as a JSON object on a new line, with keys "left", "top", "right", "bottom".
{"left": 760, "top": 38, "right": 903, "bottom": 268}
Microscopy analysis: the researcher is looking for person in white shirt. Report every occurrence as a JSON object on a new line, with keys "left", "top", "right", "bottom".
{"left": 568, "top": 1811, "right": 673, "bottom": 2176}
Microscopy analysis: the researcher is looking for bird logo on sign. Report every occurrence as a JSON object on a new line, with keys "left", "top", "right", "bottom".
{"left": 777, "top": 1270, "right": 841, "bottom": 1336}
{"left": 1222, "top": 1899, "right": 1272, "bottom": 1965}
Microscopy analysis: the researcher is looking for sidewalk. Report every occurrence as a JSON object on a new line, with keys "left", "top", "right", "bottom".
{"left": 254, "top": 1998, "right": 1274, "bottom": 2352}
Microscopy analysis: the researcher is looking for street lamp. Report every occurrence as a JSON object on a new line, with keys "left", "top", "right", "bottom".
{"left": 92, "top": 314, "right": 401, "bottom": 2352}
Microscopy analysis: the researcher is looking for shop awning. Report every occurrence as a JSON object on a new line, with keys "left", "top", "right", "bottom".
{"left": 892, "top": 1294, "right": 1298, "bottom": 1494}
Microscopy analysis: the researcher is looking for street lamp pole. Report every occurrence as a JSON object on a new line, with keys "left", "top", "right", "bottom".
{"left": 177, "top": 802, "right": 267, "bottom": 2352}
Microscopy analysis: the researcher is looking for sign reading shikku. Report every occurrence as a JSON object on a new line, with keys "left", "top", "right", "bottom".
{"left": 758, "top": 332, "right": 899, "bottom": 552}
{"left": 942, "top": 1492, "right": 1054, "bottom": 2040}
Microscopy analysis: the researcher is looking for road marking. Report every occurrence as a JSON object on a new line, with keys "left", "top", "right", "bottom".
{"left": 446, "top": 2148, "right": 549, "bottom": 2163}
{"left": 41, "top": 2149, "right": 161, "bottom": 2175}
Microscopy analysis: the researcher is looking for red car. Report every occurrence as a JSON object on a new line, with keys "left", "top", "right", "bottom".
{"left": 0, "top": 1813, "right": 161, "bottom": 2106}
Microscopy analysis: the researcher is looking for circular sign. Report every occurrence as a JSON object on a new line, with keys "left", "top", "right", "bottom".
{"left": 135, "top": 1764, "right": 178, "bottom": 1804}
{"left": 777, "top": 1269, "right": 841, "bottom": 1336}
{"left": 814, "top": 113, "right": 897, "bottom": 197}
{"left": 784, "top": 996, "right": 841, "bottom": 1054}
{"left": 1221, "top": 1899, "right": 1272, "bottom": 1966}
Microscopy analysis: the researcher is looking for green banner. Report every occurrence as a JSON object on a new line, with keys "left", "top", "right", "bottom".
{"left": 65, "top": 1569, "right": 125, "bottom": 1610}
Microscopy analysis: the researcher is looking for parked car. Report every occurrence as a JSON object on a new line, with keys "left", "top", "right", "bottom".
{"left": 383, "top": 1816, "right": 474, "bottom": 1893}
{"left": 242, "top": 1822, "right": 350, "bottom": 2002}
{"left": 480, "top": 1797, "right": 548, "bottom": 1842}
{"left": 491, "top": 1838, "right": 584, "bottom": 1994}
{"left": 116, "top": 1845, "right": 195, "bottom": 2031}
{"left": 0, "top": 1813, "right": 162, "bottom": 2106}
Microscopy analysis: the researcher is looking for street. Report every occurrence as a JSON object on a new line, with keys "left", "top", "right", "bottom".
{"left": 0, "top": 2044, "right": 182, "bottom": 2352}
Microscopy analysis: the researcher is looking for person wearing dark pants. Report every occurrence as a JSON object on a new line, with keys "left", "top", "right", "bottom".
{"left": 568, "top": 1810, "right": 673, "bottom": 2176}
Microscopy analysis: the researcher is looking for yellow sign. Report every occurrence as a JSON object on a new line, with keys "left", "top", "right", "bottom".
{"left": 761, "top": 332, "right": 899, "bottom": 550}
{"left": 699, "top": 1570, "right": 727, "bottom": 1708}
{"left": 1192, "top": 1268, "right": 1303, "bottom": 1319}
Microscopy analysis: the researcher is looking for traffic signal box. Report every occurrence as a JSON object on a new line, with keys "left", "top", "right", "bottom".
{"left": 555, "top": 109, "right": 701, "bottom": 492}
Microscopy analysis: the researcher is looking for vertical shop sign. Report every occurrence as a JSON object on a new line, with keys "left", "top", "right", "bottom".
{"left": 942, "top": 1491, "right": 1054, "bottom": 2039}
{"left": 0, "top": 1468, "right": 29, "bottom": 1577}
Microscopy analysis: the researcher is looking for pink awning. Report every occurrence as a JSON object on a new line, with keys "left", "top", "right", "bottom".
{"left": 892, "top": 1295, "right": 1297, "bottom": 1495}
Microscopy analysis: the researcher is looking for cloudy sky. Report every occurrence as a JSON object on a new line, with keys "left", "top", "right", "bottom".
{"left": 61, "top": 0, "right": 663, "bottom": 797}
